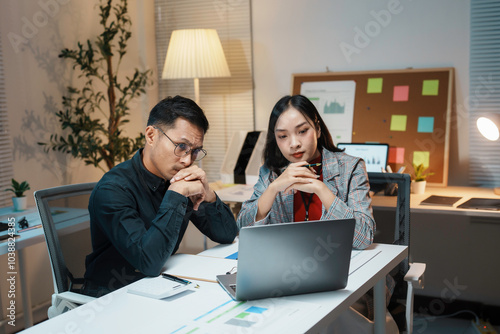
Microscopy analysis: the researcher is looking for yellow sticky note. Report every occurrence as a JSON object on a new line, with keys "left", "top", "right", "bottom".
{"left": 422, "top": 80, "right": 439, "bottom": 96}
{"left": 413, "top": 151, "right": 430, "bottom": 168}
{"left": 390, "top": 115, "right": 407, "bottom": 131}
{"left": 367, "top": 78, "right": 383, "bottom": 93}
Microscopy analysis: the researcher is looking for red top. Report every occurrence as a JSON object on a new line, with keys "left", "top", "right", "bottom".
{"left": 293, "top": 155, "right": 323, "bottom": 222}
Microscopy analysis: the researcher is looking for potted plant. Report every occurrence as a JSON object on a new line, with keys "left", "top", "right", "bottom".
{"left": 411, "top": 163, "right": 434, "bottom": 194}
{"left": 4, "top": 179, "right": 30, "bottom": 211}
{"left": 38, "top": 0, "right": 152, "bottom": 172}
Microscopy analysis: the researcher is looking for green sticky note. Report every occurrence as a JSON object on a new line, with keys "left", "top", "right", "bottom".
{"left": 413, "top": 151, "right": 430, "bottom": 168}
{"left": 418, "top": 117, "right": 434, "bottom": 133}
{"left": 422, "top": 80, "right": 439, "bottom": 96}
{"left": 236, "top": 312, "right": 250, "bottom": 319}
{"left": 390, "top": 115, "right": 407, "bottom": 131}
{"left": 367, "top": 78, "right": 383, "bottom": 93}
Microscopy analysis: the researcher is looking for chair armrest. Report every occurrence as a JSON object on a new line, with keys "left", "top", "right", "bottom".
{"left": 48, "top": 292, "right": 96, "bottom": 318}
{"left": 58, "top": 291, "right": 96, "bottom": 304}
{"left": 404, "top": 262, "right": 426, "bottom": 289}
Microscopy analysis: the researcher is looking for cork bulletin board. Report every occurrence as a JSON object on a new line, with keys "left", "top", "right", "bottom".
{"left": 292, "top": 68, "right": 454, "bottom": 186}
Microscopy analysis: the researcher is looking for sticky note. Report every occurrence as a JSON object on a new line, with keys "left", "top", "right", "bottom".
{"left": 367, "top": 78, "right": 383, "bottom": 93}
{"left": 390, "top": 115, "right": 407, "bottom": 131}
{"left": 393, "top": 85, "right": 409, "bottom": 102}
{"left": 388, "top": 147, "right": 405, "bottom": 164}
{"left": 422, "top": 80, "right": 439, "bottom": 96}
{"left": 413, "top": 151, "right": 430, "bottom": 168}
{"left": 418, "top": 117, "right": 434, "bottom": 133}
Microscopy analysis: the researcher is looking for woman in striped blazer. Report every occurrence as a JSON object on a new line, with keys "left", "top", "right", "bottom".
{"left": 236, "top": 94, "right": 375, "bottom": 250}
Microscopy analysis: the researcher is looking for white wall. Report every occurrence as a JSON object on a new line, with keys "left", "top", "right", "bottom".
{"left": 0, "top": 0, "right": 158, "bottom": 207}
{"left": 0, "top": 1, "right": 158, "bottom": 329}
{"left": 1, "top": 0, "right": 472, "bottom": 194}
{"left": 251, "top": 0, "right": 470, "bottom": 185}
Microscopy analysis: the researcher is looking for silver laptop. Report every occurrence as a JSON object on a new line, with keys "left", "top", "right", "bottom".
{"left": 217, "top": 218, "right": 355, "bottom": 300}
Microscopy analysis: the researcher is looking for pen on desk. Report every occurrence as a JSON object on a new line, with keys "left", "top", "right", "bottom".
{"left": 161, "top": 273, "right": 191, "bottom": 285}
{"left": 303, "top": 163, "right": 322, "bottom": 168}
{"left": 18, "top": 225, "right": 43, "bottom": 233}
{"left": 226, "top": 266, "right": 237, "bottom": 275}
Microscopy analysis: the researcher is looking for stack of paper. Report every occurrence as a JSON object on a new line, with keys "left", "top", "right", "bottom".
{"left": 163, "top": 254, "right": 237, "bottom": 283}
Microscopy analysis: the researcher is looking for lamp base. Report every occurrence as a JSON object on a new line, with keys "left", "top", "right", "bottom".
{"left": 495, "top": 187, "right": 500, "bottom": 196}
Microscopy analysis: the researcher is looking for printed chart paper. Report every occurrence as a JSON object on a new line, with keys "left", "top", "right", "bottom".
{"left": 168, "top": 298, "right": 322, "bottom": 334}
{"left": 301, "top": 80, "right": 356, "bottom": 143}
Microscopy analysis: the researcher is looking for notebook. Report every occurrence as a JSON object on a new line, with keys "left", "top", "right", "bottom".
{"left": 217, "top": 218, "right": 355, "bottom": 301}
{"left": 420, "top": 195, "right": 462, "bottom": 207}
{"left": 457, "top": 198, "right": 500, "bottom": 211}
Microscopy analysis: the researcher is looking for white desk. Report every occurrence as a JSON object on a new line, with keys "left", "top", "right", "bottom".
{"left": 216, "top": 184, "right": 500, "bottom": 307}
{"left": 372, "top": 185, "right": 500, "bottom": 217}
{"left": 1, "top": 207, "right": 42, "bottom": 329}
{"left": 371, "top": 186, "right": 500, "bottom": 306}
{"left": 0, "top": 207, "right": 90, "bottom": 329}
{"left": 20, "top": 243, "right": 407, "bottom": 334}
{"left": 215, "top": 183, "right": 500, "bottom": 217}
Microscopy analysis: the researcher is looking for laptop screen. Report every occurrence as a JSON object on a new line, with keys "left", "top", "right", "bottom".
{"left": 337, "top": 143, "right": 389, "bottom": 173}
{"left": 227, "top": 219, "right": 355, "bottom": 301}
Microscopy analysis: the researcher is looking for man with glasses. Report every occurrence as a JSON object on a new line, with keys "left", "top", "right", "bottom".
{"left": 83, "top": 96, "right": 238, "bottom": 297}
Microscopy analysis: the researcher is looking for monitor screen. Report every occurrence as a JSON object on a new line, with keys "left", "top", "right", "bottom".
{"left": 337, "top": 143, "right": 389, "bottom": 173}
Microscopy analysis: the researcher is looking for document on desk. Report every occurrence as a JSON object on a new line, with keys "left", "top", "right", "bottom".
{"left": 163, "top": 254, "right": 237, "bottom": 283}
{"left": 349, "top": 249, "right": 382, "bottom": 275}
{"left": 214, "top": 184, "right": 254, "bottom": 203}
{"left": 166, "top": 291, "right": 322, "bottom": 334}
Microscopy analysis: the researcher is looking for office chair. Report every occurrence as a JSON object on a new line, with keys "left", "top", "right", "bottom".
{"left": 331, "top": 173, "right": 425, "bottom": 333}
{"left": 321, "top": 172, "right": 426, "bottom": 334}
{"left": 368, "top": 172, "right": 426, "bottom": 334}
{"left": 34, "top": 182, "right": 97, "bottom": 318}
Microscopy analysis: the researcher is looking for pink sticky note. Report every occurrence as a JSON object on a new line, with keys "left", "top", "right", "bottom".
{"left": 393, "top": 86, "right": 409, "bottom": 102}
{"left": 388, "top": 147, "right": 405, "bottom": 164}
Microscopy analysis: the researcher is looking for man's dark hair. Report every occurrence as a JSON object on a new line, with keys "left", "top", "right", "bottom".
{"left": 147, "top": 96, "right": 209, "bottom": 133}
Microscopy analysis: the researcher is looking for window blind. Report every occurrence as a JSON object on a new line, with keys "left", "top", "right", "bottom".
{"left": 154, "top": 0, "right": 254, "bottom": 182}
{"left": 0, "top": 34, "right": 15, "bottom": 206}
{"left": 469, "top": 0, "right": 500, "bottom": 188}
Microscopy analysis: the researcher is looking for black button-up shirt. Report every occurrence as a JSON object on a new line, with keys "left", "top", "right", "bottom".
{"left": 84, "top": 149, "right": 238, "bottom": 291}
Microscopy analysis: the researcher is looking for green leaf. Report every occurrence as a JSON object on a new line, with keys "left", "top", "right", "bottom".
{"left": 45, "top": 0, "right": 152, "bottom": 171}
{"left": 5, "top": 178, "right": 30, "bottom": 197}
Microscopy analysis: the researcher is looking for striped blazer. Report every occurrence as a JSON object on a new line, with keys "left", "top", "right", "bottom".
{"left": 236, "top": 148, "right": 375, "bottom": 249}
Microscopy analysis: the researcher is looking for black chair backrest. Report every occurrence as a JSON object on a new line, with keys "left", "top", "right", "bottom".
{"left": 34, "top": 182, "right": 96, "bottom": 294}
{"left": 367, "top": 172, "right": 411, "bottom": 274}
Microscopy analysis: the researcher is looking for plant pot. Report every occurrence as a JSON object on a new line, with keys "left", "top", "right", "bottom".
{"left": 411, "top": 180, "right": 426, "bottom": 194}
{"left": 12, "top": 196, "right": 28, "bottom": 211}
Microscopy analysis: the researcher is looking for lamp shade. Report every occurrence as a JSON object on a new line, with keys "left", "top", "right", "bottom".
{"left": 162, "top": 29, "right": 231, "bottom": 80}
{"left": 476, "top": 115, "right": 500, "bottom": 141}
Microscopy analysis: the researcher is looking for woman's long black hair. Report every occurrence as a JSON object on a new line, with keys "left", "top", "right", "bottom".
{"left": 263, "top": 95, "right": 342, "bottom": 174}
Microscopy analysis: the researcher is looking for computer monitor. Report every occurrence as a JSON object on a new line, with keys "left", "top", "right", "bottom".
{"left": 337, "top": 143, "right": 389, "bottom": 173}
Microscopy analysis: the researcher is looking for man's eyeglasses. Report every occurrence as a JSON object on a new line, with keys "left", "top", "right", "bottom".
{"left": 154, "top": 126, "right": 207, "bottom": 161}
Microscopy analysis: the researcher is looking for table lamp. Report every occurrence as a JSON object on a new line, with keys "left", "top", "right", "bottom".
{"left": 476, "top": 114, "right": 500, "bottom": 195}
{"left": 161, "top": 29, "right": 231, "bottom": 105}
